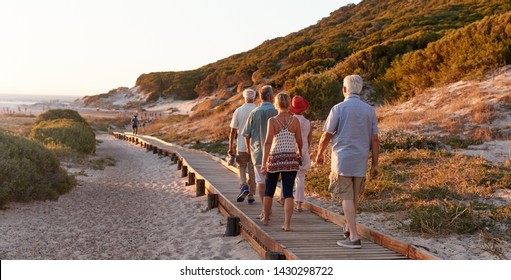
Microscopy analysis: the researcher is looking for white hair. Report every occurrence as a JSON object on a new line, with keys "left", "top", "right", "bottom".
{"left": 242, "top": 89, "right": 256, "bottom": 102}
{"left": 343, "top": 75, "right": 363, "bottom": 96}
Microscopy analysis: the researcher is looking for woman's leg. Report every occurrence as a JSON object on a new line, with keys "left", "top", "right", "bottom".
{"left": 281, "top": 171, "right": 297, "bottom": 230}
{"left": 262, "top": 172, "right": 279, "bottom": 224}
{"left": 294, "top": 170, "right": 306, "bottom": 210}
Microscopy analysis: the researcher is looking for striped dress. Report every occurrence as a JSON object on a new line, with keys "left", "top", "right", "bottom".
{"left": 267, "top": 117, "right": 299, "bottom": 173}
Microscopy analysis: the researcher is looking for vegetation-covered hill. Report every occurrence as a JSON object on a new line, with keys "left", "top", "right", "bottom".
{"left": 135, "top": 0, "right": 511, "bottom": 119}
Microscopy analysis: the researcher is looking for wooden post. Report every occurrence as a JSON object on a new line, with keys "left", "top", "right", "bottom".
{"left": 225, "top": 216, "right": 240, "bottom": 236}
{"left": 164, "top": 151, "right": 169, "bottom": 157}
{"left": 181, "top": 165, "right": 188, "bottom": 177}
{"left": 207, "top": 193, "right": 218, "bottom": 209}
{"left": 153, "top": 146, "right": 158, "bottom": 154}
{"left": 265, "top": 251, "right": 285, "bottom": 260}
{"left": 136, "top": 138, "right": 139, "bottom": 145}
{"left": 177, "top": 159, "right": 182, "bottom": 170}
{"left": 196, "top": 179, "right": 205, "bottom": 197}
{"left": 186, "top": 172, "right": 195, "bottom": 186}
{"left": 172, "top": 154, "right": 178, "bottom": 164}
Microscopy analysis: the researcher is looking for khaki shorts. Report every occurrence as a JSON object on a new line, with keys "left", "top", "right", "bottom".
{"left": 328, "top": 173, "right": 365, "bottom": 201}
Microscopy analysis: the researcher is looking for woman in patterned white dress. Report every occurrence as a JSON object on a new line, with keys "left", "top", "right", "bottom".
{"left": 261, "top": 92, "right": 303, "bottom": 231}
{"left": 289, "top": 95, "right": 312, "bottom": 212}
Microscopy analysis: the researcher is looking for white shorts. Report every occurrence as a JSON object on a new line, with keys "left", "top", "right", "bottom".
{"left": 254, "top": 165, "right": 265, "bottom": 184}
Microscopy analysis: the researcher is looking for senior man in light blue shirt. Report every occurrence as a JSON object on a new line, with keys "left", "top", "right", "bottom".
{"left": 315, "top": 74, "right": 380, "bottom": 249}
{"left": 241, "top": 85, "right": 277, "bottom": 220}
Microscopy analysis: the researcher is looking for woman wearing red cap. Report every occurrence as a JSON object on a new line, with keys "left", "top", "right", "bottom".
{"left": 289, "top": 95, "right": 312, "bottom": 212}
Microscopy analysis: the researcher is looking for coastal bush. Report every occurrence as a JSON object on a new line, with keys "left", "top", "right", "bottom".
{"left": 30, "top": 119, "right": 96, "bottom": 154}
{"left": 0, "top": 129, "right": 75, "bottom": 208}
{"left": 35, "top": 109, "right": 86, "bottom": 125}
{"left": 380, "top": 130, "right": 441, "bottom": 151}
{"left": 289, "top": 72, "right": 342, "bottom": 120}
{"left": 378, "top": 12, "right": 511, "bottom": 101}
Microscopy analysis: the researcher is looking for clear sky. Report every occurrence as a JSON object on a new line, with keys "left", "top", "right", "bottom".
{"left": 0, "top": 0, "right": 360, "bottom": 96}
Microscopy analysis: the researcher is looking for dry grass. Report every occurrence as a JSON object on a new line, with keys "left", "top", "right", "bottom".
{"left": 377, "top": 74, "right": 511, "bottom": 146}
{"left": 0, "top": 114, "right": 36, "bottom": 136}
{"left": 143, "top": 95, "right": 245, "bottom": 144}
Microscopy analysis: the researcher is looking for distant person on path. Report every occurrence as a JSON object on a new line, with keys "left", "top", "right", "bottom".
{"left": 241, "top": 85, "right": 277, "bottom": 219}
{"left": 289, "top": 95, "right": 312, "bottom": 212}
{"left": 131, "top": 114, "right": 139, "bottom": 135}
{"left": 315, "top": 75, "right": 380, "bottom": 249}
{"left": 261, "top": 92, "right": 302, "bottom": 231}
{"left": 229, "top": 88, "right": 257, "bottom": 204}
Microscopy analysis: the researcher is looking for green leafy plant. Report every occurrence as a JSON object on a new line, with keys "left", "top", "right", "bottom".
{"left": 0, "top": 129, "right": 75, "bottom": 208}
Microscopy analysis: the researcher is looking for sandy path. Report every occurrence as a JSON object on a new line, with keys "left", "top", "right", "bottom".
{"left": 0, "top": 134, "right": 259, "bottom": 260}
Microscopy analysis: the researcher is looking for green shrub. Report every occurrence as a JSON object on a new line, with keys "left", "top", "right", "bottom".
{"left": 380, "top": 130, "right": 441, "bottom": 151}
{"left": 30, "top": 119, "right": 96, "bottom": 154}
{"left": 379, "top": 12, "right": 511, "bottom": 101}
{"left": 440, "top": 135, "right": 483, "bottom": 149}
{"left": 0, "top": 129, "right": 75, "bottom": 208}
{"left": 35, "top": 109, "right": 86, "bottom": 125}
{"left": 190, "top": 140, "right": 228, "bottom": 155}
{"left": 289, "top": 72, "right": 342, "bottom": 120}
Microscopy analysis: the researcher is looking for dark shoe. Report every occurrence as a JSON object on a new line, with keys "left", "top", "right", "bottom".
{"left": 337, "top": 238, "right": 361, "bottom": 249}
{"left": 341, "top": 225, "right": 350, "bottom": 240}
{"left": 247, "top": 198, "right": 255, "bottom": 204}
{"left": 236, "top": 185, "right": 249, "bottom": 202}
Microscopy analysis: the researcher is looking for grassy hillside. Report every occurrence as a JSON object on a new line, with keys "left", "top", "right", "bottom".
{"left": 135, "top": 0, "right": 510, "bottom": 118}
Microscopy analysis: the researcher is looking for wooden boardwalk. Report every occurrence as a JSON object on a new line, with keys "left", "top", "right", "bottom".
{"left": 113, "top": 132, "right": 439, "bottom": 260}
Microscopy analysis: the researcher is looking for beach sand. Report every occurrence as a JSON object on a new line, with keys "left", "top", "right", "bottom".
{"left": 0, "top": 134, "right": 260, "bottom": 260}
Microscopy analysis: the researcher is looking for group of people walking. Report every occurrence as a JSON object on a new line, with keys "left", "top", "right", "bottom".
{"left": 228, "top": 74, "right": 380, "bottom": 249}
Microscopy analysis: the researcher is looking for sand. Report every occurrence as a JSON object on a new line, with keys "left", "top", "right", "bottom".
{"left": 0, "top": 134, "right": 260, "bottom": 260}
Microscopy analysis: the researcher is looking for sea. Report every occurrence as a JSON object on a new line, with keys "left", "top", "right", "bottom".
{"left": 0, "top": 93, "right": 83, "bottom": 113}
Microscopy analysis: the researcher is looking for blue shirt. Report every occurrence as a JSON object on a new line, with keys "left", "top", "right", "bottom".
{"left": 241, "top": 101, "right": 278, "bottom": 166}
{"left": 323, "top": 95, "right": 378, "bottom": 177}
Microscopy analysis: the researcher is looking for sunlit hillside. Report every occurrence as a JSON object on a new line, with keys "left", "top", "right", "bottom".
{"left": 132, "top": 0, "right": 510, "bottom": 114}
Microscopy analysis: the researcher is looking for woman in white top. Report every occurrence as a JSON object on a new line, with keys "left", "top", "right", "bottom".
{"left": 289, "top": 95, "right": 312, "bottom": 212}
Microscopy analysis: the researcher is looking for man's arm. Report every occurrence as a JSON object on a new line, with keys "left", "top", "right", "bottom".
{"left": 261, "top": 119, "right": 275, "bottom": 175}
{"left": 244, "top": 136, "right": 251, "bottom": 156}
{"left": 228, "top": 128, "right": 237, "bottom": 154}
{"left": 315, "top": 132, "right": 333, "bottom": 164}
{"left": 370, "top": 134, "right": 380, "bottom": 178}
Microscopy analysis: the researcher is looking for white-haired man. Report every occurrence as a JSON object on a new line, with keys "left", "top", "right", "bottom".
{"left": 229, "top": 88, "right": 257, "bottom": 204}
{"left": 315, "top": 75, "right": 380, "bottom": 249}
